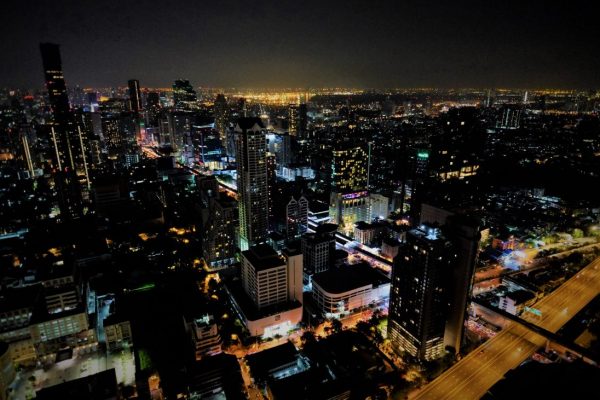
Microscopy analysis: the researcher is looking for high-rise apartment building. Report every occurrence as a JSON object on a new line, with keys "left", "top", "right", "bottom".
{"left": 214, "top": 94, "right": 228, "bottom": 145}
{"left": 285, "top": 196, "right": 308, "bottom": 239}
{"left": 172, "top": 79, "right": 198, "bottom": 110}
{"left": 388, "top": 225, "right": 456, "bottom": 361}
{"left": 127, "top": 79, "right": 142, "bottom": 113}
{"left": 235, "top": 118, "right": 269, "bottom": 250}
{"left": 329, "top": 144, "right": 369, "bottom": 234}
{"left": 300, "top": 223, "right": 337, "bottom": 282}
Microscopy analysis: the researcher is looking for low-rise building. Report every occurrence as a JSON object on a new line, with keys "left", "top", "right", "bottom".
{"left": 498, "top": 290, "right": 536, "bottom": 315}
{"left": 246, "top": 341, "right": 308, "bottom": 383}
{"left": 185, "top": 314, "right": 221, "bottom": 360}
{"left": 311, "top": 263, "right": 390, "bottom": 319}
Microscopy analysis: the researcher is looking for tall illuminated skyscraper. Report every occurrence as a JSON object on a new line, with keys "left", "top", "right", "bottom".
{"left": 40, "top": 42, "right": 89, "bottom": 219}
{"left": 214, "top": 94, "right": 228, "bottom": 145}
{"left": 235, "top": 118, "right": 269, "bottom": 250}
{"left": 127, "top": 79, "right": 142, "bottom": 113}
{"left": 388, "top": 225, "right": 456, "bottom": 361}
{"left": 329, "top": 144, "right": 369, "bottom": 234}
{"left": 288, "top": 104, "right": 298, "bottom": 136}
{"left": 172, "top": 79, "right": 198, "bottom": 110}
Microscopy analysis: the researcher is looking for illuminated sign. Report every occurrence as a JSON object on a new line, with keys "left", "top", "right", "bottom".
{"left": 342, "top": 191, "right": 368, "bottom": 200}
{"left": 524, "top": 306, "right": 542, "bottom": 317}
{"left": 417, "top": 152, "right": 429, "bottom": 159}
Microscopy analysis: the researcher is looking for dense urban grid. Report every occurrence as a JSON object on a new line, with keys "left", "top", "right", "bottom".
{"left": 1, "top": 35, "right": 600, "bottom": 400}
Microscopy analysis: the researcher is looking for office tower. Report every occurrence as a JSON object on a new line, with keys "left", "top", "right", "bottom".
{"left": 237, "top": 98, "right": 247, "bottom": 117}
{"left": 127, "top": 79, "right": 142, "bottom": 113}
{"left": 235, "top": 118, "right": 269, "bottom": 250}
{"left": 388, "top": 225, "right": 456, "bottom": 361}
{"left": 298, "top": 103, "right": 308, "bottom": 139}
{"left": 101, "top": 114, "right": 124, "bottom": 157}
{"left": 214, "top": 94, "right": 228, "bottom": 144}
{"left": 301, "top": 223, "right": 337, "bottom": 282}
{"left": 169, "top": 111, "right": 194, "bottom": 151}
{"left": 199, "top": 176, "right": 238, "bottom": 271}
{"left": 443, "top": 215, "right": 480, "bottom": 353}
{"left": 331, "top": 144, "right": 368, "bottom": 193}
{"left": 288, "top": 104, "right": 298, "bottom": 136}
{"left": 431, "top": 107, "right": 483, "bottom": 183}
{"left": 70, "top": 85, "right": 85, "bottom": 107}
{"left": 369, "top": 192, "right": 390, "bottom": 220}
{"left": 145, "top": 91, "right": 161, "bottom": 128}
{"left": 285, "top": 196, "right": 308, "bottom": 239}
{"left": 329, "top": 144, "right": 369, "bottom": 234}
{"left": 172, "top": 79, "right": 198, "bottom": 110}
{"left": 266, "top": 133, "right": 292, "bottom": 169}
{"left": 266, "top": 153, "right": 276, "bottom": 230}
{"left": 232, "top": 244, "right": 303, "bottom": 337}
{"left": 40, "top": 43, "right": 89, "bottom": 219}
{"left": 497, "top": 106, "right": 522, "bottom": 129}
{"left": 241, "top": 244, "right": 303, "bottom": 310}
{"left": 408, "top": 149, "right": 431, "bottom": 221}
{"left": 146, "top": 92, "right": 160, "bottom": 109}
{"left": 419, "top": 204, "right": 481, "bottom": 353}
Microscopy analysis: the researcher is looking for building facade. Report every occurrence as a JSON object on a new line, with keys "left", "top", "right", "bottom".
{"left": 388, "top": 226, "right": 456, "bottom": 361}
{"left": 235, "top": 118, "right": 269, "bottom": 250}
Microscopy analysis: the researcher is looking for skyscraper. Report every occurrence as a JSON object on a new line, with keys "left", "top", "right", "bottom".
{"left": 288, "top": 104, "right": 298, "bottom": 136}
{"left": 40, "top": 43, "right": 89, "bottom": 219}
{"left": 172, "top": 79, "right": 198, "bottom": 110}
{"left": 388, "top": 225, "right": 456, "bottom": 361}
{"left": 214, "top": 94, "right": 228, "bottom": 145}
{"left": 285, "top": 196, "right": 308, "bottom": 239}
{"left": 301, "top": 223, "right": 337, "bottom": 282}
{"left": 329, "top": 144, "right": 369, "bottom": 234}
{"left": 298, "top": 103, "right": 308, "bottom": 139}
{"left": 199, "top": 175, "right": 239, "bottom": 271}
{"left": 235, "top": 118, "right": 269, "bottom": 250}
{"left": 419, "top": 204, "right": 481, "bottom": 354}
{"left": 127, "top": 79, "right": 142, "bottom": 113}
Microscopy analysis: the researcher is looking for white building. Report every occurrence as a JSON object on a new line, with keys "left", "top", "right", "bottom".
{"left": 311, "top": 263, "right": 390, "bottom": 319}
{"left": 498, "top": 290, "right": 536, "bottom": 315}
{"left": 230, "top": 244, "right": 303, "bottom": 337}
{"left": 369, "top": 193, "right": 390, "bottom": 220}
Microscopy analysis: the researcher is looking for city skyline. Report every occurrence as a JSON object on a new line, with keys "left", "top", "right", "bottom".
{"left": 1, "top": 1, "right": 599, "bottom": 89}
{"left": 1, "top": 3, "right": 600, "bottom": 400}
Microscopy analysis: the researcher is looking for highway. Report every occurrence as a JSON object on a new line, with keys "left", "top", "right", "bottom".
{"left": 413, "top": 256, "right": 600, "bottom": 400}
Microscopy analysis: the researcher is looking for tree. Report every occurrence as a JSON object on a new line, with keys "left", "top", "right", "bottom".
{"left": 330, "top": 318, "right": 343, "bottom": 334}
{"left": 356, "top": 321, "right": 371, "bottom": 336}
{"left": 301, "top": 331, "right": 316, "bottom": 345}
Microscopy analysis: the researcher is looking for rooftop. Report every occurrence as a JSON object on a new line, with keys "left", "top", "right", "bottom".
{"left": 246, "top": 341, "right": 298, "bottom": 377}
{"left": 312, "top": 262, "right": 389, "bottom": 294}
{"left": 505, "top": 289, "right": 536, "bottom": 305}
{"left": 242, "top": 244, "right": 285, "bottom": 271}
{"left": 235, "top": 117, "right": 265, "bottom": 131}
{"left": 36, "top": 368, "right": 117, "bottom": 400}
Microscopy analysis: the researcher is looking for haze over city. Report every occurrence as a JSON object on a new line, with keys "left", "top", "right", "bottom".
{"left": 2, "top": 0, "right": 600, "bottom": 88}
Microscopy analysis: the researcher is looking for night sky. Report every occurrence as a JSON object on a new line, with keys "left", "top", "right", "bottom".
{"left": 1, "top": 0, "right": 599, "bottom": 89}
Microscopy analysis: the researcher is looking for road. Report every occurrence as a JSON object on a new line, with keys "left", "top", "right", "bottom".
{"left": 413, "top": 256, "right": 600, "bottom": 400}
